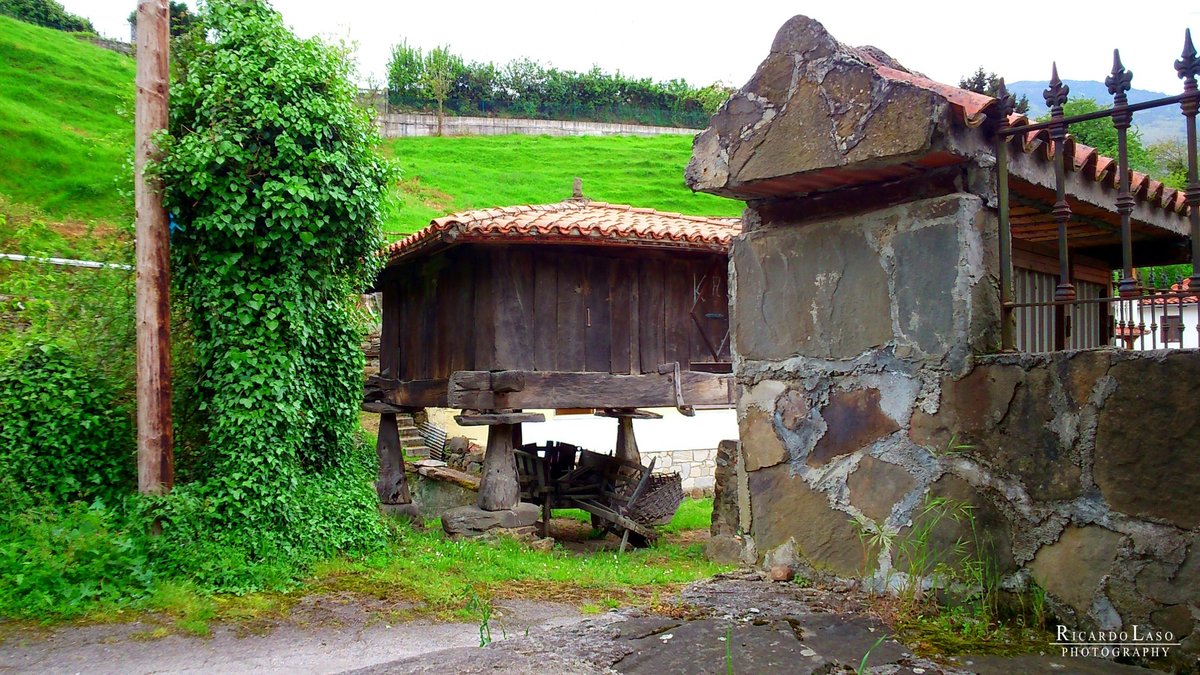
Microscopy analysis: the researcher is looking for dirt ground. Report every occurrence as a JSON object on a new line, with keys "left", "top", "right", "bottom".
{"left": 2, "top": 572, "right": 1174, "bottom": 675}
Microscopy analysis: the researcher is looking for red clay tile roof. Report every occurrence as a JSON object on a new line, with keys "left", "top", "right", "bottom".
{"left": 851, "top": 50, "right": 1190, "bottom": 220}
{"left": 1140, "top": 277, "right": 1198, "bottom": 305}
{"left": 384, "top": 200, "right": 741, "bottom": 264}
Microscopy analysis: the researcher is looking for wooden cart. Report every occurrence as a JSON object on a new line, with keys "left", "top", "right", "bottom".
{"left": 515, "top": 444, "right": 672, "bottom": 551}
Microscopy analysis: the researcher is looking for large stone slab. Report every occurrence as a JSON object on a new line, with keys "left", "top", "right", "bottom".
{"left": 747, "top": 463, "right": 862, "bottom": 577}
{"left": 739, "top": 408, "right": 787, "bottom": 472}
{"left": 809, "top": 387, "right": 899, "bottom": 467}
{"left": 846, "top": 456, "right": 915, "bottom": 523}
{"left": 1094, "top": 353, "right": 1200, "bottom": 529}
{"left": 442, "top": 503, "right": 540, "bottom": 537}
{"left": 1029, "top": 525, "right": 1122, "bottom": 617}
{"left": 892, "top": 220, "right": 961, "bottom": 357}
{"left": 731, "top": 221, "right": 891, "bottom": 361}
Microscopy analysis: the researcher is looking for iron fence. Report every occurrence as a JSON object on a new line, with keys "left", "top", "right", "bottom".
{"left": 993, "top": 30, "right": 1200, "bottom": 352}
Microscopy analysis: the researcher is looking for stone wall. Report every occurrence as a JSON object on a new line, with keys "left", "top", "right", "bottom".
{"left": 715, "top": 192, "right": 1198, "bottom": 656}
{"left": 642, "top": 447, "right": 719, "bottom": 495}
{"left": 724, "top": 338, "right": 1200, "bottom": 653}
{"left": 376, "top": 113, "right": 699, "bottom": 138}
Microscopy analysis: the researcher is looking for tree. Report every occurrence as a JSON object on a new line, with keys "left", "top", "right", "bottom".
{"left": 156, "top": 0, "right": 391, "bottom": 582}
{"left": 421, "top": 45, "right": 461, "bottom": 135}
{"left": 1148, "top": 138, "right": 1190, "bottom": 190}
{"left": 0, "top": 0, "right": 93, "bottom": 32}
{"left": 959, "top": 66, "right": 1030, "bottom": 114}
{"left": 386, "top": 40, "right": 424, "bottom": 101}
{"left": 127, "top": 1, "right": 198, "bottom": 40}
{"left": 1038, "top": 98, "right": 1155, "bottom": 174}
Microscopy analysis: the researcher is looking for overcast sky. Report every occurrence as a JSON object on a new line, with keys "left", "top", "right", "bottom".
{"left": 62, "top": 1, "right": 1200, "bottom": 96}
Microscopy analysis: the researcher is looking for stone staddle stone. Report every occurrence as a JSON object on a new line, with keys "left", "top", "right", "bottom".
{"left": 441, "top": 502, "right": 540, "bottom": 537}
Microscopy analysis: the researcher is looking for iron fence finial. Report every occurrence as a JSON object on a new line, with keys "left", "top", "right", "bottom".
{"left": 1106, "top": 49, "right": 1133, "bottom": 97}
{"left": 995, "top": 77, "right": 1016, "bottom": 118}
{"left": 1177, "top": 28, "right": 1198, "bottom": 82}
{"left": 1044, "top": 62, "right": 1069, "bottom": 110}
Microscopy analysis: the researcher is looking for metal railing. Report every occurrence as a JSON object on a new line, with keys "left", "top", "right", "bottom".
{"left": 994, "top": 30, "right": 1200, "bottom": 351}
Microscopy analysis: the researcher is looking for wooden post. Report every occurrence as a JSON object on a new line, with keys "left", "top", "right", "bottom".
{"left": 479, "top": 423, "right": 519, "bottom": 511}
{"left": 375, "top": 412, "right": 411, "bottom": 504}
{"left": 373, "top": 284, "right": 411, "bottom": 503}
{"left": 135, "top": 0, "right": 173, "bottom": 495}
{"left": 615, "top": 417, "right": 640, "bottom": 466}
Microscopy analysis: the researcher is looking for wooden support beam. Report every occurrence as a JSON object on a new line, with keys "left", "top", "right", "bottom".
{"left": 368, "top": 377, "right": 449, "bottom": 408}
{"left": 447, "top": 370, "right": 734, "bottom": 410}
{"left": 454, "top": 411, "right": 546, "bottom": 426}
{"left": 376, "top": 413, "right": 412, "bottom": 505}
{"left": 135, "top": 0, "right": 173, "bottom": 496}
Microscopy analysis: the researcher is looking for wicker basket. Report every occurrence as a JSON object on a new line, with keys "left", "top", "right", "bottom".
{"left": 627, "top": 473, "right": 684, "bottom": 526}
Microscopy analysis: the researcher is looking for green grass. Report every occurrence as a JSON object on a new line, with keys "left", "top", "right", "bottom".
{"left": 0, "top": 16, "right": 134, "bottom": 223}
{"left": 660, "top": 497, "right": 713, "bottom": 534}
{"left": 0, "top": 16, "right": 737, "bottom": 243}
{"left": 553, "top": 497, "right": 713, "bottom": 535}
{"left": 381, "top": 134, "right": 743, "bottom": 235}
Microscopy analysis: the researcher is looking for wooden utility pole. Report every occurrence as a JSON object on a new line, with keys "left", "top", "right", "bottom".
{"left": 135, "top": 0, "right": 173, "bottom": 495}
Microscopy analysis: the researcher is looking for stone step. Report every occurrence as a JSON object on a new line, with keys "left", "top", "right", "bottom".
{"left": 405, "top": 445, "right": 430, "bottom": 458}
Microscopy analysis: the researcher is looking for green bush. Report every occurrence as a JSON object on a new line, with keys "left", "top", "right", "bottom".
{"left": 0, "top": 497, "right": 153, "bottom": 618}
{"left": 0, "top": 344, "right": 135, "bottom": 506}
{"left": 0, "top": 0, "right": 93, "bottom": 32}
{"left": 153, "top": 0, "right": 391, "bottom": 585}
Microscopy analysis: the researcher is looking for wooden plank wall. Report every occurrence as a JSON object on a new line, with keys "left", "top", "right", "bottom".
{"left": 383, "top": 244, "right": 732, "bottom": 381}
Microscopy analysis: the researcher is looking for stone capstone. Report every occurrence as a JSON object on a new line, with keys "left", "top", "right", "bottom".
{"left": 747, "top": 463, "right": 862, "bottom": 577}
{"left": 808, "top": 388, "right": 899, "bottom": 468}
{"left": 740, "top": 408, "right": 788, "bottom": 472}
{"left": 441, "top": 503, "right": 540, "bottom": 538}
{"left": 846, "top": 456, "right": 915, "bottom": 524}
{"left": 1095, "top": 353, "right": 1200, "bottom": 529}
{"left": 1028, "top": 525, "right": 1123, "bottom": 617}
{"left": 685, "top": 15, "right": 948, "bottom": 200}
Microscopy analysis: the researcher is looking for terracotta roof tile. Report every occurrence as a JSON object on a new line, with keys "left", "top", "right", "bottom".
{"left": 846, "top": 52, "right": 1189, "bottom": 221}
{"left": 384, "top": 200, "right": 742, "bottom": 264}
{"left": 1140, "top": 277, "right": 1198, "bottom": 305}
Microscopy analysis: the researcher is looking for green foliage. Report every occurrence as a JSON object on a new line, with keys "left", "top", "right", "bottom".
{"left": 383, "top": 134, "right": 743, "bottom": 233}
{"left": 959, "top": 66, "right": 1029, "bottom": 114}
{"left": 0, "top": 345, "right": 135, "bottom": 505}
{"left": 385, "top": 41, "right": 732, "bottom": 128}
{"left": 154, "top": 0, "right": 392, "bottom": 587}
{"left": 0, "top": 0, "right": 92, "bottom": 32}
{"left": 0, "top": 15, "right": 135, "bottom": 222}
{"left": 1039, "top": 98, "right": 1156, "bottom": 175}
{"left": 126, "top": 1, "right": 199, "bottom": 39}
{"left": 0, "top": 497, "right": 153, "bottom": 619}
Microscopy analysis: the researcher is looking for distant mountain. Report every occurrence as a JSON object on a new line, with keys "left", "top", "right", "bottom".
{"left": 1005, "top": 80, "right": 1183, "bottom": 143}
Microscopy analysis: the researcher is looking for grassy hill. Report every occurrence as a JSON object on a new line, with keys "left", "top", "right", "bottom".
{"left": 380, "top": 135, "right": 742, "bottom": 236}
{"left": 0, "top": 16, "right": 737, "bottom": 253}
{"left": 0, "top": 15, "right": 134, "bottom": 224}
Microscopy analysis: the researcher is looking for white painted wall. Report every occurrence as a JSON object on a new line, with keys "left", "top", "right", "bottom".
{"left": 1123, "top": 300, "right": 1199, "bottom": 350}
{"left": 425, "top": 406, "right": 736, "bottom": 493}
